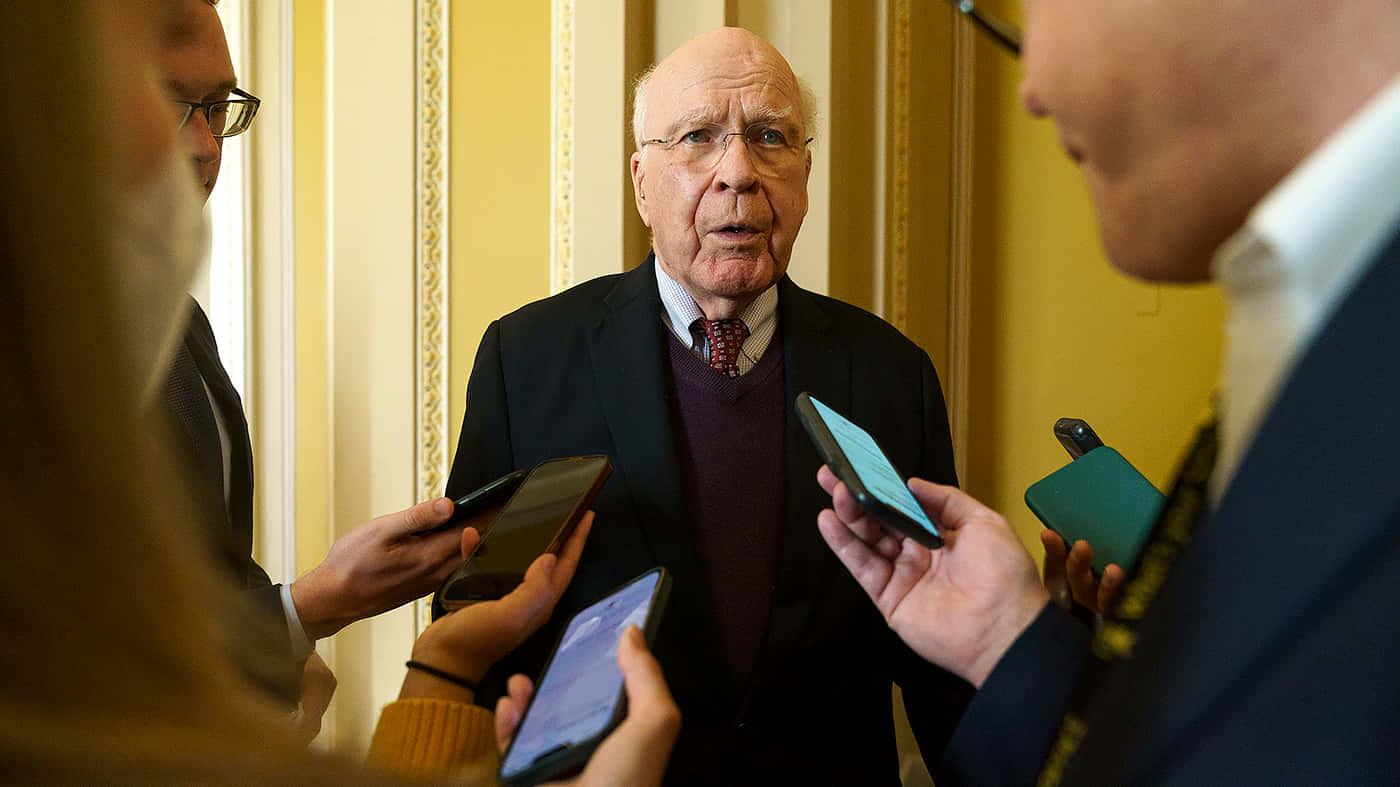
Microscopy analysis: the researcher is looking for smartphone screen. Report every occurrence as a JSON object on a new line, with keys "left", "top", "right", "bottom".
{"left": 499, "top": 568, "right": 670, "bottom": 785}
{"left": 805, "top": 395, "right": 940, "bottom": 540}
{"left": 436, "top": 455, "right": 611, "bottom": 607}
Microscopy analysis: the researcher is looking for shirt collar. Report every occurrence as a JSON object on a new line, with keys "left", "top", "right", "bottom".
{"left": 654, "top": 258, "right": 779, "bottom": 349}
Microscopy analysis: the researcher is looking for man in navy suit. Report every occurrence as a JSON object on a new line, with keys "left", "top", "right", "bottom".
{"left": 447, "top": 26, "right": 971, "bottom": 785}
{"left": 162, "top": 0, "right": 469, "bottom": 736}
{"left": 818, "top": 0, "right": 1400, "bottom": 782}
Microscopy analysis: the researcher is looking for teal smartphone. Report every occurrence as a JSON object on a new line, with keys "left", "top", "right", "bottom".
{"left": 1024, "top": 446, "right": 1165, "bottom": 575}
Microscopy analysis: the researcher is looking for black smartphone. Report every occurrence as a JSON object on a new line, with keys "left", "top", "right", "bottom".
{"left": 415, "top": 469, "right": 529, "bottom": 536}
{"left": 795, "top": 392, "right": 943, "bottom": 549}
{"left": 497, "top": 567, "right": 672, "bottom": 787}
{"left": 1053, "top": 417, "right": 1106, "bottom": 459}
{"left": 434, "top": 455, "right": 612, "bottom": 610}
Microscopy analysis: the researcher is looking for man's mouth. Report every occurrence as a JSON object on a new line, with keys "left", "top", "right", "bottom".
{"left": 712, "top": 223, "right": 762, "bottom": 239}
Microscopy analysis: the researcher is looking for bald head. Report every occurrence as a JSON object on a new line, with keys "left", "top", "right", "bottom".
{"left": 627, "top": 26, "right": 815, "bottom": 320}
{"left": 633, "top": 27, "right": 817, "bottom": 150}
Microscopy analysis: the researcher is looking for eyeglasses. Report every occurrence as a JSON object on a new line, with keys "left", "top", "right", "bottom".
{"left": 945, "top": 0, "right": 1022, "bottom": 57}
{"left": 641, "top": 124, "right": 814, "bottom": 176}
{"left": 173, "top": 87, "right": 261, "bottom": 138}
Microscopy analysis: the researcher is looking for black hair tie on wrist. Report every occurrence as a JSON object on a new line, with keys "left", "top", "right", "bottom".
{"left": 405, "top": 660, "right": 479, "bottom": 693}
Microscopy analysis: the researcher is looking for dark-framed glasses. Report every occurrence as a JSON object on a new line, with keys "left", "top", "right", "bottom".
{"left": 946, "top": 0, "right": 1022, "bottom": 57}
{"left": 642, "top": 124, "right": 814, "bottom": 176}
{"left": 173, "top": 87, "right": 261, "bottom": 138}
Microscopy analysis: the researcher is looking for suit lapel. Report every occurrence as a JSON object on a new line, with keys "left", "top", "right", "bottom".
{"left": 183, "top": 299, "right": 256, "bottom": 560}
{"left": 585, "top": 258, "right": 702, "bottom": 590}
{"left": 1099, "top": 230, "right": 1400, "bottom": 779}
{"left": 760, "top": 278, "right": 845, "bottom": 663}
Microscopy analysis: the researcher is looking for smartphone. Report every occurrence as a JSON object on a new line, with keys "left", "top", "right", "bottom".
{"left": 498, "top": 567, "right": 672, "bottom": 787}
{"left": 414, "top": 469, "right": 529, "bottom": 536}
{"left": 434, "top": 455, "right": 612, "bottom": 610}
{"left": 1053, "top": 417, "right": 1105, "bottom": 460}
{"left": 1024, "top": 446, "right": 1165, "bottom": 575}
{"left": 795, "top": 392, "right": 943, "bottom": 548}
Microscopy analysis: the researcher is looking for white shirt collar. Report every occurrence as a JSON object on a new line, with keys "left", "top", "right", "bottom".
{"left": 654, "top": 257, "right": 780, "bottom": 372}
{"left": 1210, "top": 74, "right": 1400, "bottom": 500}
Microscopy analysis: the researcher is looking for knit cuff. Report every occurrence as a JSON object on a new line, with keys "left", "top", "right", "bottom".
{"left": 365, "top": 698, "right": 498, "bottom": 780}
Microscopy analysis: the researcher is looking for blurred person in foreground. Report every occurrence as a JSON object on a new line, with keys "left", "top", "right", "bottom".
{"left": 0, "top": 1, "right": 677, "bottom": 782}
{"left": 817, "top": 0, "right": 1400, "bottom": 783}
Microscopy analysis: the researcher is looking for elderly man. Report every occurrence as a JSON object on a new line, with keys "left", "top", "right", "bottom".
{"left": 162, "top": 0, "right": 467, "bottom": 729}
{"left": 447, "top": 26, "right": 969, "bottom": 785}
{"left": 819, "top": 0, "right": 1400, "bottom": 783}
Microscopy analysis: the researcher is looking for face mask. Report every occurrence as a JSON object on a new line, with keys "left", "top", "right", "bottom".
{"left": 109, "top": 148, "right": 209, "bottom": 406}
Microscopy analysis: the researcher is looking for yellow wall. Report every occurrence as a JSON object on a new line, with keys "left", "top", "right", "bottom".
{"left": 447, "top": 1, "right": 554, "bottom": 448}
{"left": 294, "top": 0, "right": 329, "bottom": 575}
{"left": 962, "top": 1, "right": 1224, "bottom": 551}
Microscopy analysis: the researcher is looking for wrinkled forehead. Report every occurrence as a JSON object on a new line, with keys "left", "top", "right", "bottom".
{"left": 650, "top": 55, "right": 804, "bottom": 133}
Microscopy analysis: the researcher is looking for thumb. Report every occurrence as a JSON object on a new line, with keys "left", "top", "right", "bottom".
{"left": 616, "top": 626, "right": 676, "bottom": 724}
{"left": 388, "top": 496, "right": 455, "bottom": 536}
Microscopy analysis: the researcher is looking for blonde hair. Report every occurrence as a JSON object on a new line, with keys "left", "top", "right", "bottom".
{"left": 0, "top": 3, "right": 345, "bottom": 779}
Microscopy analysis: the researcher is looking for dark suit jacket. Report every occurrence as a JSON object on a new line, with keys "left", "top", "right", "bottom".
{"left": 446, "top": 257, "right": 973, "bottom": 785}
{"left": 940, "top": 227, "right": 1400, "bottom": 784}
{"left": 172, "top": 299, "right": 299, "bottom": 701}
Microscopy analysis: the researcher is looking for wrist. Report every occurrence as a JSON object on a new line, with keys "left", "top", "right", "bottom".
{"left": 289, "top": 570, "right": 355, "bottom": 640}
{"left": 964, "top": 589, "right": 1050, "bottom": 688}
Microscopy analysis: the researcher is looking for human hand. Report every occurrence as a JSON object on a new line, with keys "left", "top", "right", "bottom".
{"left": 397, "top": 513, "right": 594, "bottom": 703}
{"left": 815, "top": 465, "right": 1049, "bottom": 687}
{"left": 1039, "top": 530, "right": 1124, "bottom": 615}
{"left": 289, "top": 651, "right": 337, "bottom": 746}
{"left": 493, "top": 626, "right": 680, "bottom": 787}
{"left": 290, "top": 497, "right": 472, "bottom": 640}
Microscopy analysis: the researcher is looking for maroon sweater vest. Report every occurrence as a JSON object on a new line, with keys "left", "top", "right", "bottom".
{"left": 666, "top": 330, "right": 786, "bottom": 683}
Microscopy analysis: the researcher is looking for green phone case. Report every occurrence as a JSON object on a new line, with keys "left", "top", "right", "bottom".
{"left": 1024, "top": 446, "right": 1165, "bottom": 575}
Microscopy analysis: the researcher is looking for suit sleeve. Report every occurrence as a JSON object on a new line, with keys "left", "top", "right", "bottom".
{"left": 936, "top": 603, "right": 1091, "bottom": 785}
{"left": 446, "top": 320, "right": 516, "bottom": 499}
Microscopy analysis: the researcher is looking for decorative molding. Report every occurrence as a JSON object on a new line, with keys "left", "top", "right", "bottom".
{"left": 947, "top": 17, "right": 974, "bottom": 484}
{"left": 888, "top": 0, "right": 911, "bottom": 332}
{"left": 415, "top": 0, "right": 450, "bottom": 632}
{"left": 551, "top": 0, "right": 576, "bottom": 293}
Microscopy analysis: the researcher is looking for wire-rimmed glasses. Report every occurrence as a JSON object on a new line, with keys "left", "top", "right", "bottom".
{"left": 641, "top": 124, "right": 814, "bottom": 176}
{"left": 173, "top": 87, "right": 261, "bottom": 138}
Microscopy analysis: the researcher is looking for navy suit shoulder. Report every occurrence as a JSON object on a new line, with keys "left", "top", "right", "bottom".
{"left": 939, "top": 227, "right": 1400, "bottom": 783}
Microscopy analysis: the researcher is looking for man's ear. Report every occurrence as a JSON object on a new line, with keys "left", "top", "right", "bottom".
{"left": 630, "top": 151, "right": 651, "bottom": 226}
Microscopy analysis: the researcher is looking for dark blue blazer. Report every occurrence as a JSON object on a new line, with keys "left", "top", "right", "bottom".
{"left": 447, "top": 257, "right": 972, "bottom": 785}
{"left": 174, "top": 299, "right": 299, "bottom": 702}
{"left": 940, "top": 226, "right": 1400, "bottom": 784}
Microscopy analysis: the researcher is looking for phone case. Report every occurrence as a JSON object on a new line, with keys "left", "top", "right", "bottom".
{"left": 498, "top": 567, "right": 672, "bottom": 787}
{"left": 1024, "top": 446, "right": 1166, "bottom": 574}
{"left": 795, "top": 392, "right": 943, "bottom": 548}
{"left": 432, "top": 455, "right": 612, "bottom": 615}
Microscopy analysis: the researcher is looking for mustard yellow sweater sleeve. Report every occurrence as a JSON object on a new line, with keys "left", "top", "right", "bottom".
{"left": 365, "top": 698, "right": 498, "bottom": 782}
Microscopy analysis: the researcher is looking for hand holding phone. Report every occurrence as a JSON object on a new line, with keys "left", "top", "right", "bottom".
{"left": 415, "top": 469, "right": 529, "bottom": 536}
{"left": 435, "top": 456, "right": 612, "bottom": 612}
{"left": 497, "top": 568, "right": 672, "bottom": 786}
{"left": 796, "top": 392, "right": 943, "bottom": 548}
{"left": 404, "top": 512, "right": 594, "bottom": 707}
{"left": 1025, "top": 445, "right": 1164, "bottom": 576}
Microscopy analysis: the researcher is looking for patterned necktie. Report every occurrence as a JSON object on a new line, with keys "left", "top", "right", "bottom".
{"left": 699, "top": 318, "right": 749, "bottom": 378}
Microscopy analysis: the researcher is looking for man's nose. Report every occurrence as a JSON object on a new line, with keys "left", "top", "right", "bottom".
{"left": 714, "top": 135, "right": 759, "bottom": 192}
{"left": 1019, "top": 77, "right": 1047, "bottom": 117}
{"left": 181, "top": 111, "right": 222, "bottom": 164}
